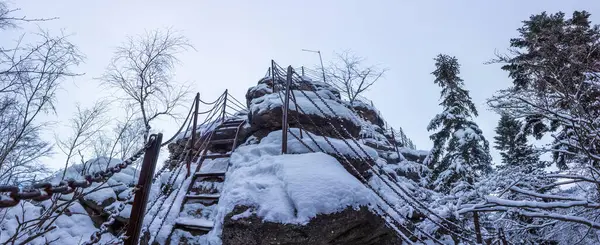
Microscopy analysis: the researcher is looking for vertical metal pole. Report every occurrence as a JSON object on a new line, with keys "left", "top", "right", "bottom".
{"left": 317, "top": 51, "right": 326, "bottom": 83}
{"left": 271, "top": 60, "right": 276, "bottom": 92}
{"left": 390, "top": 128, "right": 404, "bottom": 161}
{"left": 222, "top": 90, "right": 228, "bottom": 122}
{"left": 186, "top": 93, "right": 199, "bottom": 178}
{"left": 282, "top": 66, "right": 292, "bottom": 154}
{"left": 301, "top": 66, "right": 305, "bottom": 77}
{"left": 474, "top": 211, "right": 483, "bottom": 244}
{"left": 125, "top": 133, "right": 163, "bottom": 245}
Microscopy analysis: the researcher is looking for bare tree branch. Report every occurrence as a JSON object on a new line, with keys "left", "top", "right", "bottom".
{"left": 102, "top": 28, "right": 192, "bottom": 143}
{"left": 325, "top": 50, "right": 387, "bottom": 104}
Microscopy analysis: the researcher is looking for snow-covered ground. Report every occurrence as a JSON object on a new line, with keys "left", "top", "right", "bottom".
{"left": 0, "top": 157, "right": 139, "bottom": 244}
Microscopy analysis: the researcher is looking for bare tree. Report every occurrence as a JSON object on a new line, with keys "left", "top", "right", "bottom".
{"left": 0, "top": 102, "right": 136, "bottom": 244}
{"left": 102, "top": 28, "right": 192, "bottom": 143}
{"left": 325, "top": 50, "right": 387, "bottom": 104}
{"left": 0, "top": 1, "right": 83, "bottom": 185}
{"left": 57, "top": 102, "right": 108, "bottom": 179}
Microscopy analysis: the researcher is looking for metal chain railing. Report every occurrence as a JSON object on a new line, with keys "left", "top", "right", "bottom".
{"left": 84, "top": 186, "right": 137, "bottom": 245}
{"left": 0, "top": 88, "right": 250, "bottom": 244}
{"left": 289, "top": 67, "right": 476, "bottom": 242}
{"left": 291, "top": 78, "right": 476, "bottom": 241}
{"left": 272, "top": 61, "right": 479, "bottom": 243}
{"left": 271, "top": 68, "right": 427, "bottom": 243}
{"left": 0, "top": 137, "right": 154, "bottom": 208}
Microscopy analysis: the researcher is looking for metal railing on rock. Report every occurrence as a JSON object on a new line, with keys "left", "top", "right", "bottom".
{"left": 271, "top": 60, "right": 478, "bottom": 244}
{"left": 0, "top": 89, "right": 249, "bottom": 245}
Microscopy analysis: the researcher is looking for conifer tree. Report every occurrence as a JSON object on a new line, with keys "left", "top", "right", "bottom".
{"left": 493, "top": 114, "right": 539, "bottom": 168}
{"left": 425, "top": 54, "right": 492, "bottom": 193}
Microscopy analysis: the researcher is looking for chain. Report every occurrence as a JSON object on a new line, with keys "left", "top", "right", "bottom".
{"left": 84, "top": 186, "right": 138, "bottom": 245}
{"left": 270, "top": 71, "right": 428, "bottom": 243}
{"left": 285, "top": 70, "right": 475, "bottom": 242}
{"left": 0, "top": 136, "right": 156, "bottom": 208}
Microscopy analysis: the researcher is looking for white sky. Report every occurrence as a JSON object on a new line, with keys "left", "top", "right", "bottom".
{"left": 4, "top": 0, "right": 599, "bottom": 170}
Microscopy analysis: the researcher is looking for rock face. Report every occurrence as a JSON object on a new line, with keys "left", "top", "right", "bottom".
{"left": 162, "top": 71, "right": 426, "bottom": 244}
{"left": 249, "top": 104, "right": 361, "bottom": 140}
{"left": 246, "top": 80, "right": 361, "bottom": 140}
{"left": 221, "top": 206, "right": 402, "bottom": 245}
{"left": 351, "top": 100, "right": 385, "bottom": 128}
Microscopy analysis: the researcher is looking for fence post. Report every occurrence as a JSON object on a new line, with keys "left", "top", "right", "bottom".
{"left": 282, "top": 66, "right": 292, "bottom": 154}
{"left": 474, "top": 211, "right": 483, "bottom": 244}
{"left": 125, "top": 133, "right": 163, "bottom": 245}
{"left": 271, "top": 60, "right": 276, "bottom": 92}
{"left": 390, "top": 128, "right": 404, "bottom": 162}
{"left": 186, "top": 93, "right": 200, "bottom": 178}
{"left": 222, "top": 90, "right": 228, "bottom": 122}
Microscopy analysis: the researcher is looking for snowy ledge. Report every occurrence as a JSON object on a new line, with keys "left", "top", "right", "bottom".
{"left": 249, "top": 91, "right": 360, "bottom": 126}
{"left": 209, "top": 129, "right": 378, "bottom": 240}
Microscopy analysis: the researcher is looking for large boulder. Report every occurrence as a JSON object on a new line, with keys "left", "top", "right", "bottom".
{"left": 246, "top": 76, "right": 341, "bottom": 107}
{"left": 350, "top": 100, "right": 385, "bottom": 128}
{"left": 221, "top": 206, "right": 402, "bottom": 245}
{"left": 248, "top": 92, "right": 361, "bottom": 139}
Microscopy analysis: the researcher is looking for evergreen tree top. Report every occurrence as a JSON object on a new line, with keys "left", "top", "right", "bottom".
{"left": 432, "top": 54, "right": 478, "bottom": 117}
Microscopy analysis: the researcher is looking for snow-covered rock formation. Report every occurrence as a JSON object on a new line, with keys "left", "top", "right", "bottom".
{"left": 156, "top": 73, "right": 431, "bottom": 244}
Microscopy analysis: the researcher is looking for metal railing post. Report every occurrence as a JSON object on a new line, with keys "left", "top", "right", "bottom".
{"left": 282, "top": 66, "right": 293, "bottom": 154}
{"left": 186, "top": 93, "right": 200, "bottom": 178}
{"left": 271, "top": 60, "right": 276, "bottom": 92}
{"left": 390, "top": 128, "right": 404, "bottom": 161}
{"left": 125, "top": 133, "right": 163, "bottom": 245}
{"left": 222, "top": 90, "right": 228, "bottom": 122}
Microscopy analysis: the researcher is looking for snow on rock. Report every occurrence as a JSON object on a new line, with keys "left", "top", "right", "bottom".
{"left": 398, "top": 147, "right": 429, "bottom": 163}
{"left": 349, "top": 99, "right": 386, "bottom": 127}
{"left": 0, "top": 200, "right": 115, "bottom": 244}
{"left": 247, "top": 85, "right": 362, "bottom": 139}
{"left": 219, "top": 151, "right": 374, "bottom": 225}
{"left": 0, "top": 157, "right": 140, "bottom": 244}
{"left": 198, "top": 130, "right": 379, "bottom": 243}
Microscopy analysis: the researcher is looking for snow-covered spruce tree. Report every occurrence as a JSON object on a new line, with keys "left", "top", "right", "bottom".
{"left": 493, "top": 114, "right": 539, "bottom": 168}
{"left": 483, "top": 11, "right": 600, "bottom": 244}
{"left": 490, "top": 10, "right": 600, "bottom": 170}
{"left": 477, "top": 114, "right": 556, "bottom": 244}
{"left": 425, "top": 54, "right": 492, "bottom": 194}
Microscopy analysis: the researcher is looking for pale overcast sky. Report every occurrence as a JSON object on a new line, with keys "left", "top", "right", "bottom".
{"left": 4, "top": 1, "right": 599, "bottom": 169}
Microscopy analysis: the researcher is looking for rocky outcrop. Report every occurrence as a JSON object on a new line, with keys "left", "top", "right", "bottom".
{"left": 351, "top": 100, "right": 385, "bottom": 128}
{"left": 248, "top": 104, "right": 361, "bottom": 140}
{"left": 221, "top": 206, "right": 402, "bottom": 245}
{"left": 246, "top": 79, "right": 361, "bottom": 140}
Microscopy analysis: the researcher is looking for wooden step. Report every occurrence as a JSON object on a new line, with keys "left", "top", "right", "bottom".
{"left": 194, "top": 172, "right": 226, "bottom": 182}
{"left": 209, "top": 138, "right": 235, "bottom": 145}
{"left": 215, "top": 125, "right": 239, "bottom": 131}
{"left": 220, "top": 120, "right": 244, "bottom": 126}
{"left": 174, "top": 217, "right": 214, "bottom": 233}
{"left": 202, "top": 153, "right": 231, "bottom": 160}
{"left": 185, "top": 194, "right": 221, "bottom": 205}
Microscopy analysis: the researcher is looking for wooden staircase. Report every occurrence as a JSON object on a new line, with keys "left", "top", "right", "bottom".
{"left": 166, "top": 118, "right": 246, "bottom": 244}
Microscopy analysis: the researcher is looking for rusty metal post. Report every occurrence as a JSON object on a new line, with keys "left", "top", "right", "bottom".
{"left": 390, "top": 128, "right": 404, "bottom": 162}
{"left": 125, "top": 133, "right": 163, "bottom": 245}
{"left": 474, "top": 211, "right": 483, "bottom": 244}
{"left": 271, "top": 60, "right": 276, "bottom": 92}
{"left": 282, "top": 66, "right": 292, "bottom": 154}
{"left": 222, "top": 90, "right": 228, "bottom": 122}
{"left": 186, "top": 93, "right": 200, "bottom": 178}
